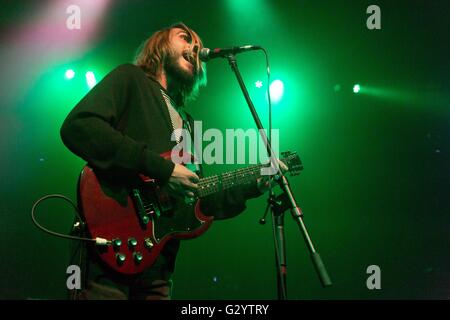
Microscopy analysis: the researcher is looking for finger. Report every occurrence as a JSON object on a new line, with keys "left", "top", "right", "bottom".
{"left": 184, "top": 181, "right": 199, "bottom": 190}
{"left": 186, "top": 191, "right": 195, "bottom": 197}
{"left": 188, "top": 172, "right": 200, "bottom": 183}
{"left": 257, "top": 176, "right": 269, "bottom": 184}
{"left": 278, "top": 160, "right": 289, "bottom": 172}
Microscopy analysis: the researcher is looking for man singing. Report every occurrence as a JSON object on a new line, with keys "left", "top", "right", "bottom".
{"left": 60, "top": 22, "right": 279, "bottom": 300}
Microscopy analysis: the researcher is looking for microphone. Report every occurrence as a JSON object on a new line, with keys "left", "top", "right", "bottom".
{"left": 199, "top": 45, "right": 261, "bottom": 61}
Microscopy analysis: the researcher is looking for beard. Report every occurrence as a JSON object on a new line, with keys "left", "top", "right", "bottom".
{"left": 164, "top": 51, "right": 196, "bottom": 88}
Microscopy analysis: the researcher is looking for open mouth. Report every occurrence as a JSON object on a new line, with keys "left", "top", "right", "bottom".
{"left": 182, "top": 51, "right": 195, "bottom": 65}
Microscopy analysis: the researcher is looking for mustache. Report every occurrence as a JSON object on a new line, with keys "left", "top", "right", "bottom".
{"left": 182, "top": 45, "right": 199, "bottom": 64}
{"left": 182, "top": 50, "right": 196, "bottom": 64}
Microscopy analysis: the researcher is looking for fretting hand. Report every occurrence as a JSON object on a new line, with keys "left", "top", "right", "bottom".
{"left": 257, "top": 159, "right": 289, "bottom": 193}
{"left": 167, "top": 164, "right": 199, "bottom": 198}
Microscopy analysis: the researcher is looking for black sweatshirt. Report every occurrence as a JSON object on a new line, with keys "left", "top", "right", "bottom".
{"left": 60, "top": 63, "right": 262, "bottom": 220}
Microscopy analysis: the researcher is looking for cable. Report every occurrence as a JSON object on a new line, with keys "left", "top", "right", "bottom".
{"left": 31, "top": 194, "right": 109, "bottom": 245}
{"left": 260, "top": 47, "right": 274, "bottom": 195}
{"left": 259, "top": 48, "right": 288, "bottom": 299}
{"left": 260, "top": 48, "right": 272, "bottom": 147}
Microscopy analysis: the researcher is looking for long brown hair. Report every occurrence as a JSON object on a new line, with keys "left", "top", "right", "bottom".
{"left": 134, "top": 22, "right": 207, "bottom": 106}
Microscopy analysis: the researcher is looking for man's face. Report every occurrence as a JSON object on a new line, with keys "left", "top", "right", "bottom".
{"left": 164, "top": 27, "right": 198, "bottom": 86}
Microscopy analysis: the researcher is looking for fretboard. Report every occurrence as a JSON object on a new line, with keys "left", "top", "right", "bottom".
{"left": 196, "top": 163, "right": 266, "bottom": 198}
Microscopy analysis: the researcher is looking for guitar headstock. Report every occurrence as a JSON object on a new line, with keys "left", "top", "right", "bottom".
{"left": 281, "top": 151, "right": 303, "bottom": 176}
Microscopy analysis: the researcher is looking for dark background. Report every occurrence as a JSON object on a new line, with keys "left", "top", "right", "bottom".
{"left": 0, "top": 0, "right": 448, "bottom": 299}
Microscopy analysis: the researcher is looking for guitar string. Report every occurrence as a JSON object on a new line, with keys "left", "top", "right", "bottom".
{"left": 202, "top": 164, "right": 261, "bottom": 188}
{"left": 187, "top": 155, "right": 294, "bottom": 197}
{"left": 198, "top": 164, "right": 263, "bottom": 196}
{"left": 198, "top": 170, "right": 262, "bottom": 196}
{"left": 196, "top": 156, "right": 282, "bottom": 187}
{"left": 198, "top": 166, "right": 255, "bottom": 191}
{"left": 199, "top": 154, "right": 295, "bottom": 195}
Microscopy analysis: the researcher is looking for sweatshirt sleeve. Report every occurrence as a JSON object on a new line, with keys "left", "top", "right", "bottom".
{"left": 60, "top": 64, "right": 175, "bottom": 184}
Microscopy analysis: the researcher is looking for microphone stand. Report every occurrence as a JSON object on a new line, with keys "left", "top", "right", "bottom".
{"left": 225, "top": 54, "right": 332, "bottom": 299}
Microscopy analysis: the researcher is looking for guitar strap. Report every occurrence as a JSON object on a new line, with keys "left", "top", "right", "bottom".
{"left": 160, "top": 89, "right": 200, "bottom": 174}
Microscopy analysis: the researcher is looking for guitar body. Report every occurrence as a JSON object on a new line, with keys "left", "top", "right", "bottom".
{"left": 78, "top": 152, "right": 213, "bottom": 275}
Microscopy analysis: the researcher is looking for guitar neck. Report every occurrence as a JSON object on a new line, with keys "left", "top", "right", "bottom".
{"left": 194, "top": 151, "right": 302, "bottom": 198}
{"left": 196, "top": 163, "right": 265, "bottom": 198}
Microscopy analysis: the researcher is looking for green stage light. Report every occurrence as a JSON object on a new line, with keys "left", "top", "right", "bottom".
{"left": 353, "top": 84, "right": 361, "bottom": 93}
{"left": 270, "top": 80, "right": 284, "bottom": 103}
{"left": 65, "top": 69, "right": 75, "bottom": 80}
{"left": 86, "top": 71, "right": 97, "bottom": 89}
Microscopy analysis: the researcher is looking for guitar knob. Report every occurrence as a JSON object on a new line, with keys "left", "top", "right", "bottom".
{"left": 112, "top": 238, "right": 122, "bottom": 249}
{"left": 144, "top": 238, "right": 153, "bottom": 249}
{"left": 133, "top": 252, "right": 143, "bottom": 263}
{"left": 116, "top": 253, "right": 126, "bottom": 264}
{"left": 128, "top": 237, "right": 138, "bottom": 248}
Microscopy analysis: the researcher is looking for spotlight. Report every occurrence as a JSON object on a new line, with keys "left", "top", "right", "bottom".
{"left": 65, "top": 69, "right": 75, "bottom": 80}
{"left": 86, "top": 71, "right": 97, "bottom": 89}
{"left": 353, "top": 84, "right": 361, "bottom": 93}
{"left": 269, "top": 80, "right": 284, "bottom": 103}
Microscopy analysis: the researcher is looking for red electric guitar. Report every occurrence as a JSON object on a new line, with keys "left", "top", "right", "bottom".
{"left": 78, "top": 151, "right": 302, "bottom": 274}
